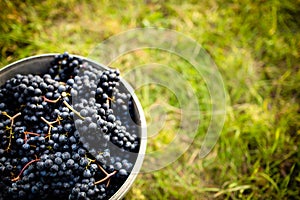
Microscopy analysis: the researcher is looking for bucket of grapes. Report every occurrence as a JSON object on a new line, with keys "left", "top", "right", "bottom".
{"left": 0, "top": 53, "right": 147, "bottom": 200}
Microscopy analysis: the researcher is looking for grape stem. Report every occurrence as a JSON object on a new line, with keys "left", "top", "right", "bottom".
{"left": 62, "top": 100, "right": 85, "bottom": 120}
{"left": 1, "top": 112, "right": 21, "bottom": 151}
{"left": 94, "top": 164, "right": 117, "bottom": 186}
{"left": 94, "top": 171, "right": 117, "bottom": 186}
{"left": 86, "top": 157, "right": 96, "bottom": 167}
{"left": 24, "top": 131, "right": 41, "bottom": 143}
{"left": 11, "top": 158, "right": 40, "bottom": 182}
{"left": 42, "top": 96, "right": 61, "bottom": 103}
{"left": 107, "top": 96, "right": 115, "bottom": 106}
{"left": 41, "top": 117, "right": 60, "bottom": 139}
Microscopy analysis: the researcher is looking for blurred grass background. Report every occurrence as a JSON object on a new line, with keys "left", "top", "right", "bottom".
{"left": 0, "top": 0, "right": 300, "bottom": 199}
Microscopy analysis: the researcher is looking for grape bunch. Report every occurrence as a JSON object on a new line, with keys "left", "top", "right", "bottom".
{"left": 0, "top": 52, "right": 141, "bottom": 200}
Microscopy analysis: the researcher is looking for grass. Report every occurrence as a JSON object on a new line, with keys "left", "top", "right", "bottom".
{"left": 1, "top": 0, "right": 300, "bottom": 199}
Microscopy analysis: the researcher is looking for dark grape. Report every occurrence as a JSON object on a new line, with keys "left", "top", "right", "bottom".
{"left": 0, "top": 52, "right": 141, "bottom": 200}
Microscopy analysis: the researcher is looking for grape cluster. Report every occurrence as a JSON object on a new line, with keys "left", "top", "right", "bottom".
{"left": 0, "top": 53, "right": 141, "bottom": 200}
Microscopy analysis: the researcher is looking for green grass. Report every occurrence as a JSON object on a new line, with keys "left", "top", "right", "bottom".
{"left": 1, "top": 0, "right": 300, "bottom": 199}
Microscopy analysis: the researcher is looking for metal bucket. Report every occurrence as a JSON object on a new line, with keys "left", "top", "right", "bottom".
{"left": 0, "top": 54, "right": 147, "bottom": 200}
